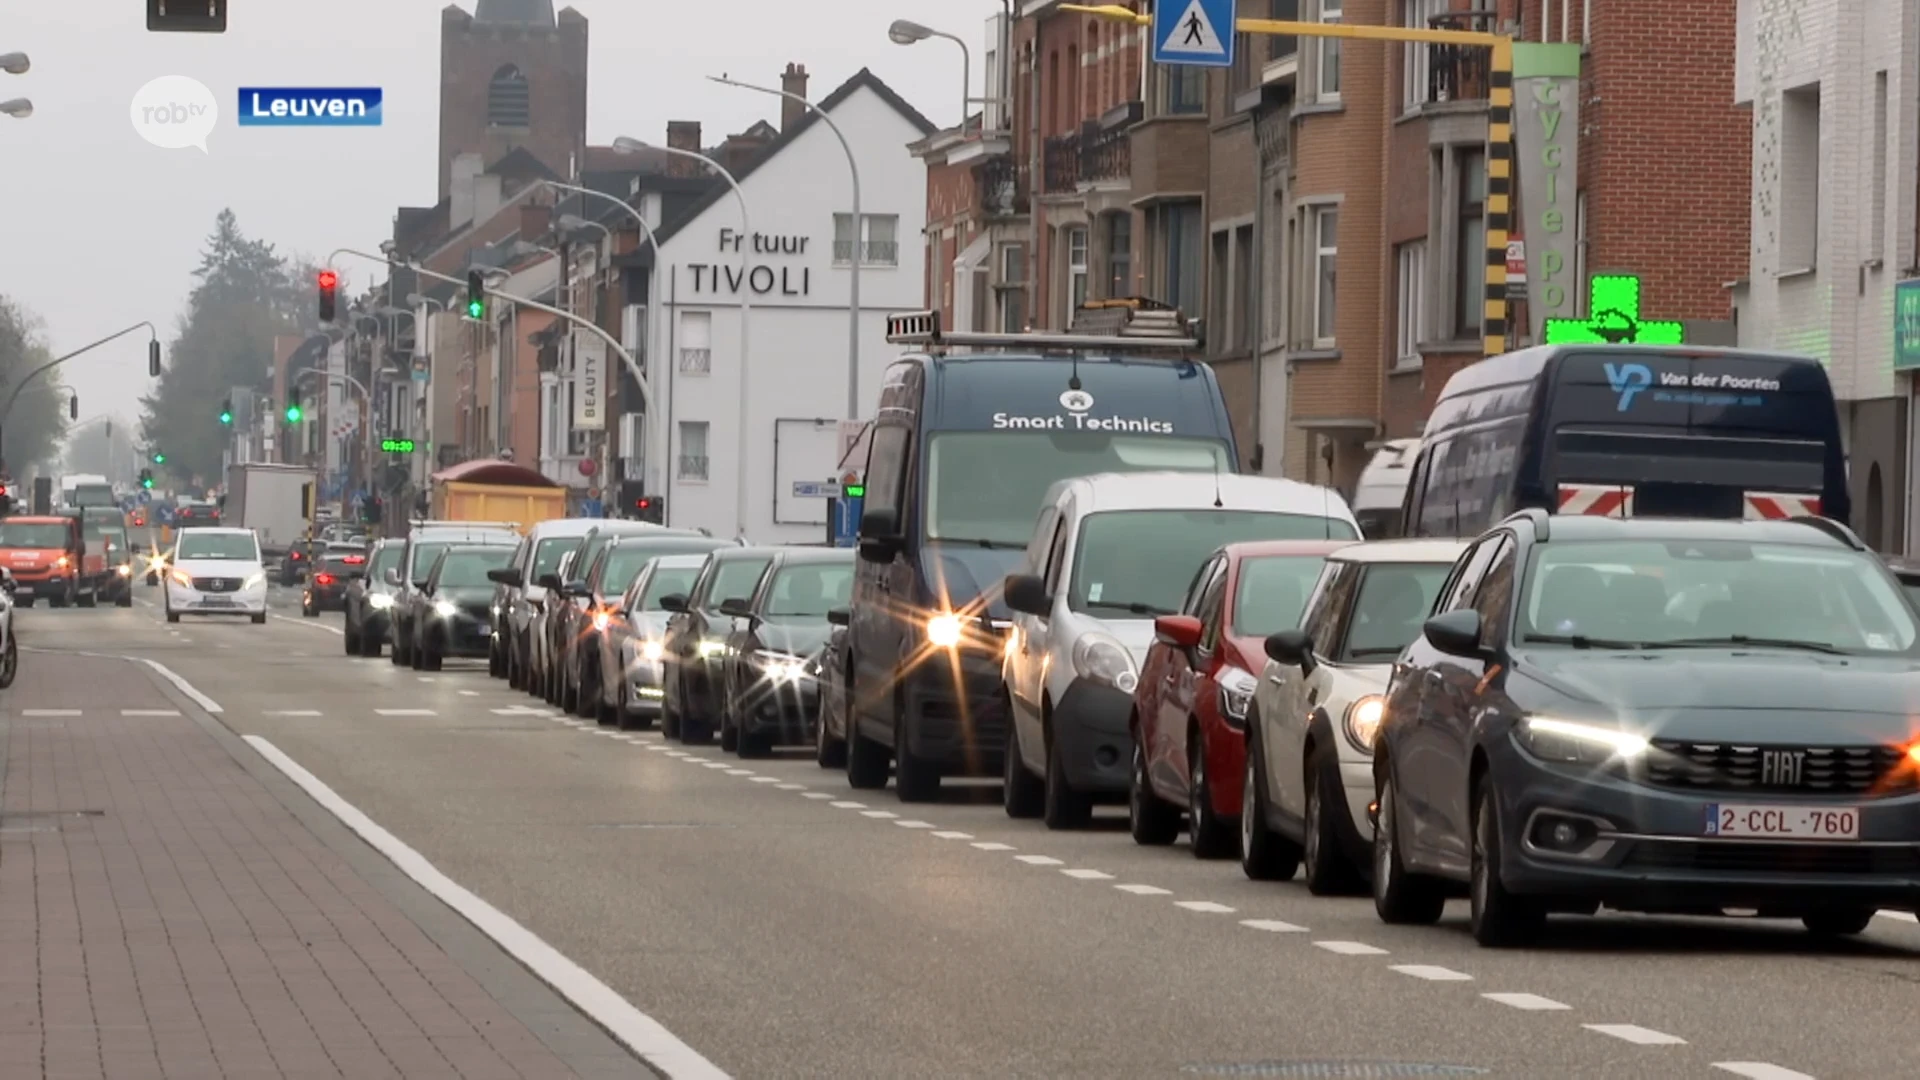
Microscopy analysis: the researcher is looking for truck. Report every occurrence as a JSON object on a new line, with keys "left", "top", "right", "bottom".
{"left": 223, "top": 462, "right": 318, "bottom": 557}
{"left": 428, "top": 458, "right": 566, "bottom": 535}
{"left": 60, "top": 473, "right": 114, "bottom": 509}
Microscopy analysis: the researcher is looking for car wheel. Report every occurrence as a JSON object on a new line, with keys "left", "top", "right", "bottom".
{"left": 893, "top": 700, "right": 940, "bottom": 803}
{"left": 489, "top": 640, "right": 504, "bottom": 678}
{"left": 1303, "top": 746, "right": 1367, "bottom": 896}
{"left": 680, "top": 677, "right": 714, "bottom": 744}
{"left": 0, "top": 632, "right": 17, "bottom": 689}
{"left": 77, "top": 586, "right": 97, "bottom": 609}
{"left": 1802, "top": 909, "right": 1875, "bottom": 936}
{"left": 1470, "top": 783, "right": 1547, "bottom": 947}
{"left": 1241, "top": 722, "right": 1303, "bottom": 881}
{"left": 660, "top": 679, "right": 684, "bottom": 740}
{"left": 1188, "top": 725, "right": 1236, "bottom": 859}
{"left": 1004, "top": 719, "right": 1046, "bottom": 820}
{"left": 420, "top": 640, "right": 443, "bottom": 671}
{"left": 360, "top": 626, "right": 382, "bottom": 658}
{"left": 844, "top": 675, "right": 890, "bottom": 790}
{"left": 115, "top": 588, "right": 132, "bottom": 609}
{"left": 1373, "top": 771, "right": 1447, "bottom": 925}
{"left": 390, "top": 630, "right": 408, "bottom": 665}
{"left": 1041, "top": 727, "right": 1091, "bottom": 830}
{"left": 815, "top": 693, "right": 847, "bottom": 768}
{"left": 719, "top": 689, "right": 740, "bottom": 752}
{"left": 250, "top": 612, "right": 266, "bottom": 625}
{"left": 409, "top": 638, "right": 425, "bottom": 670}
{"left": 165, "top": 608, "right": 180, "bottom": 624}
{"left": 343, "top": 619, "right": 360, "bottom": 655}
{"left": 1127, "top": 735, "right": 1180, "bottom": 844}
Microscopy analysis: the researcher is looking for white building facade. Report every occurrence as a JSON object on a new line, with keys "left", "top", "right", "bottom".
{"left": 646, "top": 72, "right": 933, "bottom": 542}
{"left": 1735, "top": 0, "right": 1920, "bottom": 552}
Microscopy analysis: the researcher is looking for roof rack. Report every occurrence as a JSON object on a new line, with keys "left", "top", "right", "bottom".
{"left": 885, "top": 299, "right": 1200, "bottom": 356}
{"left": 408, "top": 519, "right": 521, "bottom": 531}
{"left": 1501, "top": 507, "right": 1551, "bottom": 541}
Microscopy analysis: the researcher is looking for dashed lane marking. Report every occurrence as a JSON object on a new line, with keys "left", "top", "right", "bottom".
{"left": 1240, "top": 919, "right": 1307, "bottom": 933}
{"left": 750, "top": 777, "right": 781, "bottom": 784}
{"left": 801, "top": 793, "right": 834, "bottom": 800}
{"left": 1583, "top": 1024, "right": 1686, "bottom": 1046}
{"left": 1876, "top": 910, "right": 1918, "bottom": 922}
{"left": 829, "top": 801, "right": 866, "bottom": 809}
{"left": 893, "top": 820, "right": 935, "bottom": 829}
{"left": 774, "top": 783, "right": 806, "bottom": 790}
{"left": 723, "top": 769, "right": 754, "bottom": 776}
{"left": 1060, "top": 869, "right": 1113, "bottom": 880}
{"left": 1391, "top": 965, "right": 1473, "bottom": 982}
{"left": 459, "top": 690, "right": 480, "bottom": 697}
{"left": 971, "top": 842, "right": 1016, "bottom": 851}
{"left": 271, "top": 612, "right": 343, "bottom": 635}
{"left": 859, "top": 810, "right": 899, "bottom": 819}
{"left": 1014, "top": 855, "right": 1064, "bottom": 866}
{"left": 1314, "top": 941, "right": 1388, "bottom": 956}
{"left": 21, "top": 709, "right": 81, "bottom": 717}
{"left": 267, "top": 710, "right": 324, "bottom": 717}
{"left": 1173, "top": 900, "right": 1234, "bottom": 913}
{"left": 121, "top": 708, "right": 181, "bottom": 717}
{"left": 931, "top": 831, "right": 973, "bottom": 840}
{"left": 375, "top": 709, "right": 436, "bottom": 717}
{"left": 1482, "top": 993, "right": 1569, "bottom": 1011}
{"left": 1712, "top": 1065, "right": 1816, "bottom": 1080}
{"left": 1114, "top": 884, "right": 1171, "bottom": 896}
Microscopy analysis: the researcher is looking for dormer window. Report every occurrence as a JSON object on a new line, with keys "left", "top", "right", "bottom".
{"left": 488, "top": 65, "right": 530, "bottom": 128}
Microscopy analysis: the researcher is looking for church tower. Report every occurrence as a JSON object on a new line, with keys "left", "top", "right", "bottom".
{"left": 436, "top": 1, "right": 588, "bottom": 198}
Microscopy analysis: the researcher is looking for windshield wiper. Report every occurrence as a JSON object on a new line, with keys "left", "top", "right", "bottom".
{"left": 1525, "top": 633, "right": 1647, "bottom": 650}
{"left": 1645, "top": 635, "right": 1846, "bottom": 655}
{"left": 1346, "top": 646, "right": 1410, "bottom": 658}
{"left": 1083, "top": 599, "right": 1176, "bottom": 616}
{"left": 930, "top": 536, "right": 1025, "bottom": 550}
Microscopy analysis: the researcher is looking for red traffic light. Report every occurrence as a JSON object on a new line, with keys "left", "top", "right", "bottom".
{"left": 634, "top": 497, "right": 652, "bottom": 509}
{"left": 317, "top": 270, "right": 338, "bottom": 288}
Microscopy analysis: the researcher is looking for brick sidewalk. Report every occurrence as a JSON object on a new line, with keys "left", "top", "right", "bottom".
{"left": 0, "top": 651, "right": 625, "bottom": 1079}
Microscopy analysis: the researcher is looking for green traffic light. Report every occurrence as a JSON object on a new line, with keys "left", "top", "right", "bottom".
{"left": 466, "top": 298, "right": 485, "bottom": 319}
{"left": 152, "top": 452, "right": 165, "bottom": 464}
{"left": 141, "top": 477, "right": 154, "bottom": 490}
{"left": 843, "top": 484, "right": 865, "bottom": 498}
{"left": 285, "top": 405, "right": 302, "bottom": 423}
{"left": 219, "top": 410, "right": 232, "bottom": 424}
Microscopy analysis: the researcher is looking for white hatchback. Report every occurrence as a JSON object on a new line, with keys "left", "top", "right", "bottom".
{"left": 165, "top": 527, "right": 268, "bottom": 624}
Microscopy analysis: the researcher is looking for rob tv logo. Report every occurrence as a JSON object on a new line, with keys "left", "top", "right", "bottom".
{"left": 237, "top": 86, "right": 382, "bottom": 126}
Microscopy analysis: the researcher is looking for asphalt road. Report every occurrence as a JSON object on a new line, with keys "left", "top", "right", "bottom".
{"left": 12, "top": 581, "right": 1920, "bottom": 1080}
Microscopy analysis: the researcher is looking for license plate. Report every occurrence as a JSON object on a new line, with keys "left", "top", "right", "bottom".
{"left": 200, "top": 597, "right": 235, "bottom": 607}
{"left": 1705, "top": 803, "right": 1860, "bottom": 840}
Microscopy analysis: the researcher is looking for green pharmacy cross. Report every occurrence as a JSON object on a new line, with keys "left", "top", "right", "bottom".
{"left": 1543, "top": 275, "right": 1685, "bottom": 346}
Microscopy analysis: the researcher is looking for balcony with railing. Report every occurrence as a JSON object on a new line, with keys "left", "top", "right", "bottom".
{"left": 677, "top": 454, "right": 709, "bottom": 481}
{"left": 974, "top": 155, "right": 1028, "bottom": 218}
{"left": 678, "top": 347, "right": 711, "bottom": 375}
{"left": 830, "top": 240, "right": 901, "bottom": 266}
{"left": 1425, "top": 11, "right": 1496, "bottom": 107}
{"left": 1043, "top": 116, "right": 1137, "bottom": 195}
{"left": 1043, "top": 133, "right": 1080, "bottom": 193}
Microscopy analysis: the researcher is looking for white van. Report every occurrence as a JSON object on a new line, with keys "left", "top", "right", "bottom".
{"left": 1000, "top": 471, "right": 1361, "bottom": 829}
{"left": 1353, "top": 438, "right": 1419, "bottom": 539}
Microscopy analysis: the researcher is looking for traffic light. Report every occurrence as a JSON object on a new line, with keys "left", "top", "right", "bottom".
{"left": 149, "top": 339, "right": 162, "bottom": 377}
{"left": 465, "top": 270, "right": 486, "bottom": 319}
{"left": 67, "top": 394, "right": 77, "bottom": 421}
{"left": 318, "top": 269, "right": 338, "bottom": 322}
{"left": 362, "top": 495, "right": 382, "bottom": 525}
{"left": 139, "top": 469, "right": 154, "bottom": 490}
{"left": 633, "top": 494, "right": 664, "bottom": 524}
{"left": 152, "top": 450, "right": 166, "bottom": 464}
{"left": 285, "top": 389, "right": 303, "bottom": 423}
{"left": 0, "top": 482, "right": 11, "bottom": 518}
{"left": 219, "top": 398, "right": 233, "bottom": 425}
{"left": 148, "top": 0, "right": 227, "bottom": 32}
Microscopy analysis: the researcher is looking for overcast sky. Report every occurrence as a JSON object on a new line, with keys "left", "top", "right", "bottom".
{"left": 0, "top": 0, "right": 997, "bottom": 433}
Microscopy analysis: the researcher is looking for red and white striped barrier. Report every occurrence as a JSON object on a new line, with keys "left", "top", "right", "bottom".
{"left": 1557, "top": 483, "right": 1634, "bottom": 518}
{"left": 1743, "top": 491, "right": 1822, "bottom": 519}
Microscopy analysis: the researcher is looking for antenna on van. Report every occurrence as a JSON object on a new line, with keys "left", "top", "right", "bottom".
{"left": 1068, "top": 353, "right": 1082, "bottom": 392}
{"left": 1322, "top": 484, "right": 1332, "bottom": 540}
{"left": 1211, "top": 453, "right": 1224, "bottom": 509}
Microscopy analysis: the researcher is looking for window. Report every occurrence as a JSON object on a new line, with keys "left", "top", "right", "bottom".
{"left": 1233, "top": 554, "right": 1333, "bottom": 636}
{"left": 677, "top": 421, "right": 709, "bottom": 482}
{"left": 1402, "top": 0, "right": 1443, "bottom": 110}
{"left": 1317, "top": 0, "right": 1343, "bottom": 100}
{"left": 176, "top": 531, "right": 259, "bottom": 561}
{"left": 487, "top": 65, "right": 529, "bottom": 128}
{"left": 1162, "top": 64, "right": 1205, "bottom": 115}
{"left": 433, "top": 549, "right": 515, "bottom": 589}
{"left": 1234, "top": 224, "right": 1255, "bottom": 351}
{"left": 1339, "top": 562, "right": 1452, "bottom": 661}
{"left": 1105, "top": 213, "right": 1133, "bottom": 296}
{"left": 1454, "top": 149, "right": 1486, "bottom": 337}
{"left": 765, "top": 562, "right": 855, "bottom": 617}
{"left": 1300, "top": 561, "right": 1359, "bottom": 655}
{"left": 834, "top": 214, "right": 900, "bottom": 266}
{"left": 1210, "top": 230, "right": 1231, "bottom": 352}
{"left": 1229, "top": 29, "right": 1257, "bottom": 97}
{"left": 1266, "top": 0, "right": 1300, "bottom": 66}
{"left": 1539, "top": 0, "right": 1590, "bottom": 44}
{"left": 861, "top": 423, "right": 909, "bottom": 519}
{"left": 1394, "top": 240, "right": 1427, "bottom": 366}
{"left": 1780, "top": 82, "right": 1821, "bottom": 271}
{"left": 676, "top": 311, "right": 711, "bottom": 375}
{"left": 998, "top": 244, "right": 1028, "bottom": 331}
{"left": 1066, "top": 509, "right": 1357, "bottom": 616}
{"left": 1309, "top": 206, "right": 1338, "bottom": 346}
{"left": 1065, "top": 226, "right": 1089, "bottom": 313}
{"left": 1162, "top": 202, "right": 1203, "bottom": 315}
{"left": 1871, "top": 72, "right": 1887, "bottom": 261}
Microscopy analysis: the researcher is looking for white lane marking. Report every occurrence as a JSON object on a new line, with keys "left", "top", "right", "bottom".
{"left": 750, "top": 777, "right": 780, "bottom": 784}
{"left": 700, "top": 762, "right": 731, "bottom": 770}
{"left": 21, "top": 709, "right": 81, "bottom": 717}
{"left": 417, "top": 676, "right": 436, "bottom": 682}
{"left": 894, "top": 820, "right": 935, "bottom": 829}
{"left": 268, "top": 710, "right": 324, "bottom": 717}
{"left": 1240, "top": 919, "right": 1307, "bottom": 933}
{"left": 859, "top": 810, "right": 899, "bottom": 819}
{"left": 1391, "top": 965, "right": 1472, "bottom": 982}
{"left": 1875, "top": 910, "right": 1918, "bottom": 923}
{"left": 242, "top": 737, "right": 730, "bottom": 1079}
{"left": 137, "top": 657, "right": 222, "bottom": 713}
{"left": 459, "top": 690, "right": 480, "bottom": 697}
{"left": 774, "top": 783, "right": 805, "bottom": 790}
{"left": 271, "top": 613, "right": 343, "bottom": 635}
{"left": 1174, "top": 900, "right": 1235, "bottom": 914}
{"left": 1483, "top": 993, "right": 1569, "bottom": 1011}
{"left": 593, "top": 730, "right": 622, "bottom": 738}
{"left": 663, "top": 751, "right": 688, "bottom": 758}
{"left": 723, "top": 769, "right": 754, "bottom": 776}
{"left": 1313, "top": 941, "right": 1388, "bottom": 955}
{"left": 1014, "top": 855, "right": 1064, "bottom": 866}
{"left": 830, "top": 801, "right": 866, "bottom": 809}
{"left": 1114, "top": 884, "right": 1171, "bottom": 896}
{"left": 121, "top": 709, "right": 181, "bottom": 717}
{"left": 1061, "top": 869, "right": 1113, "bottom": 880}
{"left": 801, "top": 792, "right": 834, "bottom": 800}
{"left": 1584, "top": 1024, "right": 1686, "bottom": 1046}
{"left": 492, "top": 705, "right": 551, "bottom": 716}
{"left": 931, "top": 831, "right": 973, "bottom": 840}
{"left": 971, "top": 842, "right": 1016, "bottom": 851}
{"left": 375, "top": 709, "right": 436, "bottom": 717}
{"left": 1713, "top": 1065, "right": 1816, "bottom": 1080}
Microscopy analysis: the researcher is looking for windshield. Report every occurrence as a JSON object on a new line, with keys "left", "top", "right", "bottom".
{"left": 100, "top": 529, "right": 129, "bottom": 556}
{"left": 765, "top": 561, "right": 855, "bottom": 618}
{"left": 709, "top": 558, "right": 773, "bottom": 609}
{"left": 1231, "top": 555, "right": 1332, "bottom": 637}
{"left": 1340, "top": 563, "right": 1453, "bottom": 661}
{"left": 407, "top": 542, "right": 450, "bottom": 580}
{"left": 926, "top": 431, "right": 1233, "bottom": 547}
{"left": 1904, "top": 581, "right": 1920, "bottom": 611}
{"left": 0, "top": 522, "right": 68, "bottom": 548}
{"left": 1521, "top": 540, "right": 1919, "bottom": 653}
{"left": 177, "top": 533, "right": 258, "bottom": 561}
{"left": 1069, "top": 510, "right": 1359, "bottom": 616}
{"left": 435, "top": 549, "right": 514, "bottom": 588}
{"left": 368, "top": 543, "right": 403, "bottom": 579}
{"left": 82, "top": 511, "right": 119, "bottom": 541}
{"left": 640, "top": 567, "right": 700, "bottom": 609}
{"left": 531, "top": 537, "right": 575, "bottom": 582}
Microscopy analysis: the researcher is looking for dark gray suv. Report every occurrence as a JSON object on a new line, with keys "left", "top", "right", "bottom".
{"left": 1372, "top": 510, "right": 1920, "bottom": 946}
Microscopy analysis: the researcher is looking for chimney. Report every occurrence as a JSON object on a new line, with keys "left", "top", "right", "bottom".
{"left": 666, "top": 121, "right": 702, "bottom": 177}
{"left": 780, "top": 63, "right": 809, "bottom": 131}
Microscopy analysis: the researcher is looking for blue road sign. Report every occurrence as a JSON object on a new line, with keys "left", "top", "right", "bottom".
{"left": 830, "top": 494, "right": 863, "bottom": 548}
{"left": 1152, "top": 0, "right": 1237, "bottom": 68}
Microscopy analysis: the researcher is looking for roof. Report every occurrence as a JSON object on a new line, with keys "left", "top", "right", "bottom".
{"left": 1527, "top": 514, "right": 1857, "bottom": 548}
{"left": 1326, "top": 538, "right": 1470, "bottom": 564}
{"left": 431, "top": 458, "right": 559, "bottom": 487}
{"left": 528, "top": 517, "right": 614, "bottom": 540}
{"left": 649, "top": 552, "right": 715, "bottom": 567}
{"left": 1218, "top": 540, "right": 1358, "bottom": 561}
{"left": 1051, "top": 471, "right": 1358, "bottom": 521}
{"left": 709, "top": 545, "right": 780, "bottom": 561}
{"left": 473, "top": 0, "right": 555, "bottom": 23}
{"left": 412, "top": 525, "right": 519, "bottom": 539}
{"left": 771, "top": 547, "right": 856, "bottom": 565}
{"left": 175, "top": 526, "right": 251, "bottom": 535}
{"left": 651, "top": 68, "right": 936, "bottom": 247}
{"left": 1439, "top": 342, "right": 1826, "bottom": 401}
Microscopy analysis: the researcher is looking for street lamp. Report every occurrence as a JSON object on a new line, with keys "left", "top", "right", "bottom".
{"left": 613, "top": 134, "right": 754, "bottom": 540}
{"left": 708, "top": 74, "right": 862, "bottom": 423}
{"left": 888, "top": 19, "right": 969, "bottom": 122}
{"left": 0, "top": 52, "right": 29, "bottom": 75}
{"left": 0, "top": 98, "right": 31, "bottom": 119}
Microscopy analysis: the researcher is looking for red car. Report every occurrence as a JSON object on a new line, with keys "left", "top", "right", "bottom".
{"left": 1128, "top": 540, "right": 1351, "bottom": 857}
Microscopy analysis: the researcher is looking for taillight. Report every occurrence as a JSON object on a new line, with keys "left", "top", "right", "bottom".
{"left": 344, "top": 555, "right": 365, "bottom": 564}
{"left": 314, "top": 573, "right": 335, "bottom": 585}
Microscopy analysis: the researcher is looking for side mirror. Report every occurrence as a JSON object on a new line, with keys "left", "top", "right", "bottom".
{"left": 487, "top": 567, "right": 523, "bottom": 587}
{"left": 1424, "top": 609, "right": 1486, "bottom": 658}
{"left": 1264, "top": 629, "right": 1314, "bottom": 673}
{"left": 1003, "top": 573, "right": 1052, "bottom": 617}
{"left": 1154, "top": 614, "right": 1204, "bottom": 649}
{"left": 856, "top": 507, "right": 901, "bottom": 564}
{"left": 826, "top": 606, "right": 851, "bottom": 627}
{"left": 659, "top": 593, "right": 689, "bottom": 613}
{"left": 562, "top": 580, "right": 591, "bottom": 598}
{"left": 718, "top": 598, "right": 754, "bottom": 620}
{"left": 420, "top": 581, "right": 436, "bottom": 596}
{"left": 412, "top": 579, "right": 430, "bottom": 591}
{"left": 536, "top": 572, "right": 563, "bottom": 591}
{"left": 383, "top": 567, "right": 401, "bottom": 587}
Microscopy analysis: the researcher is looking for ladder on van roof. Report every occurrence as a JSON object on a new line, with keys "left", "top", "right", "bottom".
{"left": 885, "top": 297, "right": 1201, "bottom": 356}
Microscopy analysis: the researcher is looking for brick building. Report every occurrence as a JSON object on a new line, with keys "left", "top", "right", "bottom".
{"left": 436, "top": 0, "right": 588, "bottom": 200}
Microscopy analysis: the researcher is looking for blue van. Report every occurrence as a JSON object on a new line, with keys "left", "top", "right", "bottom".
{"left": 840, "top": 306, "right": 1240, "bottom": 802}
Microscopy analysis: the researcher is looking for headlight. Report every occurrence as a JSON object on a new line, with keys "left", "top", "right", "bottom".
{"left": 243, "top": 572, "right": 265, "bottom": 589}
{"left": 1216, "top": 666, "right": 1256, "bottom": 727}
{"left": 1342, "top": 695, "right": 1386, "bottom": 753}
{"left": 116, "top": 565, "right": 132, "bottom": 577}
{"left": 592, "top": 611, "right": 610, "bottom": 631}
{"left": 433, "top": 599, "right": 457, "bottom": 618}
{"left": 754, "top": 650, "right": 809, "bottom": 683}
{"left": 925, "top": 612, "right": 963, "bottom": 648}
{"left": 368, "top": 593, "right": 394, "bottom": 610}
{"left": 697, "top": 639, "right": 726, "bottom": 658}
{"left": 1516, "top": 716, "right": 1649, "bottom": 765}
{"left": 641, "top": 640, "right": 665, "bottom": 661}
{"left": 56, "top": 555, "right": 70, "bottom": 569}
{"left": 170, "top": 569, "right": 192, "bottom": 587}
{"left": 1072, "top": 632, "right": 1138, "bottom": 694}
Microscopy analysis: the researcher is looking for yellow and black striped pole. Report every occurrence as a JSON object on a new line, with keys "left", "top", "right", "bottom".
{"left": 1483, "top": 38, "right": 1513, "bottom": 358}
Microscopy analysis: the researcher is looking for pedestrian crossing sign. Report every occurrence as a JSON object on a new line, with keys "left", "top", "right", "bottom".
{"left": 1153, "top": 0, "right": 1236, "bottom": 68}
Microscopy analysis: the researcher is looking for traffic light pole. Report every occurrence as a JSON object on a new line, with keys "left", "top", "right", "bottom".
{"left": 325, "top": 248, "right": 665, "bottom": 498}
{"left": 0, "top": 320, "right": 159, "bottom": 473}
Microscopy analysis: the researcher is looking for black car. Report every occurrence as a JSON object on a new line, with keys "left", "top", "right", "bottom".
{"left": 407, "top": 544, "right": 517, "bottom": 670}
{"left": 99, "top": 526, "right": 135, "bottom": 607}
{"left": 814, "top": 612, "right": 853, "bottom": 768}
{"left": 1372, "top": 510, "right": 1920, "bottom": 946}
{"left": 389, "top": 523, "right": 521, "bottom": 667}
{"left": 343, "top": 539, "right": 405, "bottom": 657}
{"left": 717, "top": 548, "right": 855, "bottom": 757}
{"left": 303, "top": 549, "right": 366, "bottom": 615}
{"left": 557, "top": 530, "right": 731, "bottom": 719}
{"left": 660, "top": 546, "right": 778, "bottom": 743}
